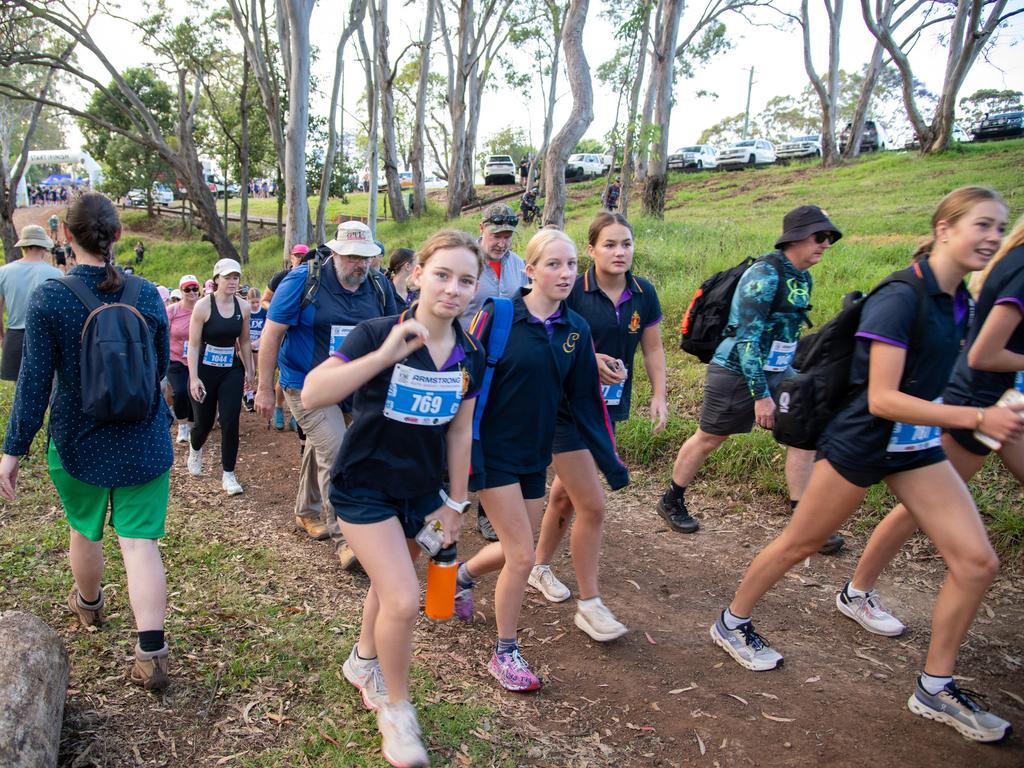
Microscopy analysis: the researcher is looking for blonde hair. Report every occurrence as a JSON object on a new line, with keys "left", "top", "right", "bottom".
{"left": 524, "top": 228, "right": 575, "bottom": 267}
{"left": 415, "top": 229, "right": 485, "bottom": 276}
{"left": 246, "top": 287, "right": 260, "bottom": 301}
{"left": 969, "top": 213, "right": 1024, "bottom": 299}
{"left": 911, "top": 186, "right": 1007, "bottom": 263}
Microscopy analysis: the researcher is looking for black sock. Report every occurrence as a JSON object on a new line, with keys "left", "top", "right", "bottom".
{"left": 356, "top": 649, "right": 377, "bottom": 661}
{"left": 138, "top": 630, "right": 165, "bottom": 653}
{"left": 666, "top": 481, "right": 686, "bottom": 503}
{"left": 790, "top": 499, "right": 798, "bottom": 511}
{"left": 79, "top": 591, "right": 102, "bottom": 608}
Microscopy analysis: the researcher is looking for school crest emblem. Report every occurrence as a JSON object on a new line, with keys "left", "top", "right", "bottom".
{"left": 563, "top": 332, "right": 580, "bottom": 353}
{"left": 628, "top": 310, "right": 641, "bottom": 333}
{"left": 460, "top": 366, "right": 470, "bottom": 396}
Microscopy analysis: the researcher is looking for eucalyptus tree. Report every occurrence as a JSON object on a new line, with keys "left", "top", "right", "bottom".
{"left": 798, "top": 0, "right": 843, "bottom": 167}
{"left": 372, "top": 0, "right": 409, "bottom": 222}
{"left": 409, "top": 0, "right": 437, "bottom": 215}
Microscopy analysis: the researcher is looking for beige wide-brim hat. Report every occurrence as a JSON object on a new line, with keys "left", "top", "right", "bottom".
{"left": 15, "top": 224, "right": 54, "bottom": 250}
{"left": 325, "top": 221, "right": 382, "bottom": 257}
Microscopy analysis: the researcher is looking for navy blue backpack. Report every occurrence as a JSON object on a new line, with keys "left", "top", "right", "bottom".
{"left": 58, "top": 274, "right": 158, "bottom": 422}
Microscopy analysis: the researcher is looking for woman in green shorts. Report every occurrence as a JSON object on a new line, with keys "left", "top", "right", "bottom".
{"left": 0, "top": 193, "right": 175, "bottom": 690}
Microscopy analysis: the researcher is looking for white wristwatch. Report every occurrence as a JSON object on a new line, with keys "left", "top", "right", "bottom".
{"left": 440, "top": 489, "right": 471, "bottom": 514}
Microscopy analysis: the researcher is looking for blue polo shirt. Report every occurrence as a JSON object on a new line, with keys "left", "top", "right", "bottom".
{"left": 268, "top": 260, "right": 396, "bottom": 388}
{"left": 468, "top": 293, "right": 629, "bottom": 490}
{"left": 819, "top": 258, "right": 971, "bottom": 466}
{"left": 945, "top": 245, "right": 1024, "bottom": 407}
{"left": 330, "top": 307, "right": 485, "bottom": 498}
{"left": 565, "top": 266, "right": 662, "bottom": 421}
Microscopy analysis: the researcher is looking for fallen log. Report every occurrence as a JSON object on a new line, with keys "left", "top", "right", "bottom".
{"left": 0, "top": 611, "right": 69, "bottom": 768}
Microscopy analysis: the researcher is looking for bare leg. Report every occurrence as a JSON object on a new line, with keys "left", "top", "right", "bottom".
{"left": 534, "top": 474, "right": 574, "bottom": 566}
{"left": 886, "top": 462, "right": 998, "bottom": 676}
{"left": 118, "top": 537, "right": 166, "bottom": 631}
{"left": 784, "top": 447, "right": 815, "bottom": 500}
{"left": 68, "top": 530, "right": 103, "bottom": 602}
{"left": 358, "top": 540, "right": 420, "bottom": 660}
{"left": 670, "top": 429, "right": 728, "bottom": 487}
{"left": 730, "top": 460, "right": 867, "bottom": 617}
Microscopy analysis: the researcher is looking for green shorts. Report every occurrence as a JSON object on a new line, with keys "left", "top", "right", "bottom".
{"left": 47, "top": 441, "right": 169, "bottom": 541}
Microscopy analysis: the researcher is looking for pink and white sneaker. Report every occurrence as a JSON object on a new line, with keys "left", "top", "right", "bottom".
{"left": 487, "top": 648, "right": 541, "bottom": 692}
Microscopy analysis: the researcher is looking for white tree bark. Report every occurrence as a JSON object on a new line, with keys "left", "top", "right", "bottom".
{"left": 800, "top": 0, "right": 843, "bottom": 167}
{"left": 374, "top": 0, "right": 409, "bottom": 222}
{"left": 357, "top": 23, "right": 379, "bottom": 230}
{"left": 282, "top": 0, "right": 315, "bottom": 250}
{"left": 641, "top": 0, "right": 684, "bottom": 218}
{"left": 619, "top": 0, "right": 652, "bottom": 218}
{"left": 410, "top": 0, "right": 436, "bottom": 216}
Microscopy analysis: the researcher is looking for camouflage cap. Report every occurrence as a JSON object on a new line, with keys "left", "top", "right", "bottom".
{"left": 481, "top": 203, "right": 519, "bottom": 233}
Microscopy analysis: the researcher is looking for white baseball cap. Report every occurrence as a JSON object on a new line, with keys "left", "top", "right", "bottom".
{"left": 213, "top": 258, "right": 242, "bottom": 278}
{"left": 325, "top": 221, "right": 381, "bottom": 258}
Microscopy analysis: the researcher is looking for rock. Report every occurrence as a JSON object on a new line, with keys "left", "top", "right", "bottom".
{"left": 0, "top": 611, "right": 69, "bottom": 768}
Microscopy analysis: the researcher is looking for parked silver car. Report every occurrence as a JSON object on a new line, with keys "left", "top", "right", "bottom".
{"left": 717, "top": 139, "right": 776, "bottom": 169}
{"left": 483, "top": 155, "right": 516, "bottom": 185}
{"left": 776, "top": 134, "right": 821, "bottom": 160}
{"left": 667, "top": 144, "right": 718, "bottom": 170}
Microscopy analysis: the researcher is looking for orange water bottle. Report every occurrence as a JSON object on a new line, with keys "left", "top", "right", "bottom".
{"left": 425, "top": 544, "right": 457, "bottom": 621}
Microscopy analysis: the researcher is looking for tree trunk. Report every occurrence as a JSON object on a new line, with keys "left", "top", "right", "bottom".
{"left": 445, "top": 0, "right": 474, "bottom": 220}
{"left": 239, "top": 56, "right": 251, "bottom": 264}
{"left": 800, "top": 0, "right": 843, "bottom": 168}
{"left": 636, "top": 0, "right": 664, "bottom": 183}
{"left": 542, "top": 0, "right": 592, "bottom": 229}
{"left": 843, "top": 37, "right": 885, "bottom": 159}
{"left": 358, "top": 24, "right": 379, "bottom": 230}
{"left": 619, "top": 0, "right": 651, "bottom": 218}
{"left": 460, "top": 65, "right": 482, "bottom": 207}
{"left": 375, "top": 0, "right": 409, "bottom": 222}
{"left": 642, "top": 0, "right": 684, "bottom": 218}
{"left": 282, "top": 0, "right": 315, "bottom": 251}
{"left": 411, "top": 0, "right": 437, "bottom": 216}
{"left": 0, "top": 611, "right": 69, "bottom": 768}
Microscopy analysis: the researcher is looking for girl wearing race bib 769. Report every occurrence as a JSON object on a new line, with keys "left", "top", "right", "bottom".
{"left": 301, "top": 230, "right": 486, "bottom": 768}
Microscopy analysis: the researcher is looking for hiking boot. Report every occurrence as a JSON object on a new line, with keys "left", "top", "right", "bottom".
{"left": 67, "top": 587, "right": 103, "bottom": 628}
{"left": 454, "top": 586, "right": 474, "bottom": 622}
{"left": 476, "top": 509, "right": 498, "bottom": 542}
{"left": 528, "top": 564, "right": 570, "bottom": 602}
{"left": 343, "top": 645, "right": 389, "bottom": 711}
{"left": 818, "top": 534, "right": 845, "bottom": 555}
{"left": 907, "top": 678, "right": 1012, "bottom": 743}
{"left": 295, "top": 515, "right": 330, "bottom": 541}
{"left": 130, "top": 643, "right": 170, "bottom": 691}
{"left": 176, "top": 423, "right": 190, "bottom": 444}
{"left": 187, "top": 446, "right": 203, "bottom": 476}
{"left": 338, "top": 544, "right": 362, "bottom": 572}
{"left": 710, "top": 614, "right": 783, "bottom": 672}
{"left": 657, "top": 495, "right": 700, "bottom": 534}
{"left": 835, "top": 582, "right": 906, "bottom": 637}
{"left": 487, "top": 647, "right": 541, "bottom": 692}
{"left": 272, "top": 406, "right": 285, "bottom": 430}
{"left": 222, "top": 471, "right": 244, "bottom": 495}
{"left": 377, "top": 701, "right": 429, "bottom": 767}
{"left": 574, "top": 598, "right": 628, "bottom": 642}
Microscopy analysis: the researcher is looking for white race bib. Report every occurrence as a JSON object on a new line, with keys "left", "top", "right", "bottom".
{"left": 330, "top": 324, "right": 356, "bottom": 355}
{"left": 202, "top": 344, "right": 235, "bottom": 368}
{"left": 383, "top": 363, "right": 463, "bottom": 425}
{"left": 886, "top": 398, "right": 943, "bottom": 453}
{"left": 763, "top": 340, "right": 797, "bottom": 372}
{"left": 601, "top": 368, "right": 627, "bottom": 406}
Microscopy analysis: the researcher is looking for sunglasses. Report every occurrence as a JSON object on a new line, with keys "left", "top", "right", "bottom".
{"left": 485, "top": 215, "right": 519, "bottom": 227}
{"left": 814, "top": 231, "right": 836, "bottom": 245}
{"left": 182, "top": 286, "right": 199, "bottom": 293}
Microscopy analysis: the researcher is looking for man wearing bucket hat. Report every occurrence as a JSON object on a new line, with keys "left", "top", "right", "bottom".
{"left": 256, "top": 222, "right": 396, "bottom": 572}
{"left": 0, "top": 224, "right": 63, "bottom": 382}
{"left": 659, "top": 205, "right": 846, "bottom": 555}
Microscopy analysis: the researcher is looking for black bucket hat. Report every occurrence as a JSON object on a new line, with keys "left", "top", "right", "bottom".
{"left": 775, "top": 205, "right": 842, "bottom": 249}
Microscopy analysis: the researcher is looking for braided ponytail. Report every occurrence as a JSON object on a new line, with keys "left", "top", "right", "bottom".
{"left": 66, "top": 193, "right": 123, "bottom": 292}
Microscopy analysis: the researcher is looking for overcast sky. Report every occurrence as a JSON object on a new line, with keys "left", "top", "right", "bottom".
{"left": 61, "top": 1, "right": 1024, "bottom": 168}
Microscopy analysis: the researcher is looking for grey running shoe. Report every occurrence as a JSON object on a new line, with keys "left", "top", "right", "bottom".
{"left": 907, "top": 679, "right": 1012, "bottom": 743}
{"left": 343, "top": 645, "right": 389, "bottom": 711}
{"left": 818, "top": 534, "right": 845, "bottom": 555}
{"left": 476, "top": 508, "right": 498, "bottom": 542}
{"left": 710, "top": 614, "right": 783, "bottom": 671}
{"left": 836, "top": 582, "right": 906, "bottom": 637}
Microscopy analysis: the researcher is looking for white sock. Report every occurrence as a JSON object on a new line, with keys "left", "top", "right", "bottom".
{"left": 920, "top": 673, "right": 953, "bottom": 695}
{"left": 723, "top": 608, "right": 749, "bottom": 631}
{"left": 846, "top": 582, "right": 869, "bottom": 599}
{"left": 578, "top": 596, "right": 602, "bottom": 609}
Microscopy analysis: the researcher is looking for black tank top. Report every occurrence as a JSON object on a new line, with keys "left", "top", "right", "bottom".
{"left": 201, "top": 295, "right": 243, "bottom": 363}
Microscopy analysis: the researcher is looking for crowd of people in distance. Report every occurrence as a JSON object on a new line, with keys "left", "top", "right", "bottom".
{"left": 0, "top": 185, "right": 1022, "bottom": 767}
{"left": 25, "top": 183, "right": 83, "bottom": 207}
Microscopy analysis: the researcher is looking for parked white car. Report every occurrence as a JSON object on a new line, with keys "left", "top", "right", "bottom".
{"left": 127, "top": 182, "right": 174, "bottom": 206}
{"left": 775, "top": 134, "right": 821, "bottom": 160}
{"left": 667, "top": 144, "right": 718, "bottom": 170}
{"left": 483, "top": 155, "right": 516, "bottom": 185}
{"left": 717, "top": 139, "right": 776, "bottom": 169}
{"left": 566, "top": 153, "right": 606, "bottom": 180}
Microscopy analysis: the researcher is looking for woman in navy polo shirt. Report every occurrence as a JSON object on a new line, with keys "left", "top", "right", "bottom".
{"left": 710, "top": 187, "right": 1022, "bottom": 743}
{"left": 529, "top": 213, "right": 666, "bottom": 642}
{"left": 301, "top": 230, "right": 485, "bottom": 768}
{"left": 835, "top": 214, "right": 1024, "bottom": 639}
{"left": 456, "top": 228, "right": 629, "bottom": 692}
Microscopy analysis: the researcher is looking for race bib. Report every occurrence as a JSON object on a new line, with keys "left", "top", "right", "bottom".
{"left": 182, "top": 340, "right": 189, "bottom": 357}
{"left": 384, "top": 364, "right": 463, "bottom": 425}
{"left": 763, "top": 340, "right": 797, "bottom": 372}
{"left": 601, "top": 368, "right": 627, "bottom": 406}
{"left": 330, "top": 324, "right": 356, "bottom": 354}
{"left": 1015, "top": 371, "right": 1024, "bottom": 394}
{"left": 249, "top": 324, "right": 264, "bottom": 344}
{"left": 202, "top": 344, "right": 235, "bottom": 368}
{"left": 886, "top": 398, "right": 942, "bottom": 453}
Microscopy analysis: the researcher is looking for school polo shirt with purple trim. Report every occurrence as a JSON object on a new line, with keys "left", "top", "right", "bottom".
{"left": 329, "top": 308, "right": 485, "bottom": 499}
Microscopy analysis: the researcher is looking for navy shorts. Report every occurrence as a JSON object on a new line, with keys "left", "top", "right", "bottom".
{"left": 699, "top": 364, "right": 794, "bottom": 436}
{"left": 817, "top": 445, "right": 947, "bottom": 488}
{"left": 330, "top": 484, "right": 443, "bottom": 539}
{"left": 552, "top": 418, "right": 618, "bottom": 455}
{"left": 942, "top": 391, "right": 993, "bottom": 457}
{"left": 470, "top": 467, "right": 547, "bottom": 500}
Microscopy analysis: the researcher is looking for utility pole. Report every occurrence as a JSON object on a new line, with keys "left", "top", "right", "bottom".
{"left": 742, "top": 67, "right": 755, "bottom": 138}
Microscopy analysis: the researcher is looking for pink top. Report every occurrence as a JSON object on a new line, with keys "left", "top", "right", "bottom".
{"left": 167, "top": 303, "right": 194, "bottom": 364}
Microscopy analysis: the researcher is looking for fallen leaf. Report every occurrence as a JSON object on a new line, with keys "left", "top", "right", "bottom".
{"left": 1001, "top": 689, "right": 1024, "bottom": 708}
{"left": 695, "top": 729, "right": 706, "bottom": 756}
{"left": 804, "top": 676, "right": 821, "bottom": 684}
{"left": 757, "top": 692, "right": 779, "bottom": 700}
{"left": 854, "top": 647, "right": 894, "bottom": 671}
{"left": 644, "top": 631, "right": 657, "bottom": 645}
{"left": 626, "top": 579, "right": 641, "bottom": 591}
{"left": 762, "top": 711, "right": 795, "bottom": 723}
{"left": 651, "top": 701, "right": 661, "bottom": 711}
{"left": 669, "top": 683, "right": 698, "bottom": 694}
{"left": 726, "top": 693, "right": 748, "bottom": 705}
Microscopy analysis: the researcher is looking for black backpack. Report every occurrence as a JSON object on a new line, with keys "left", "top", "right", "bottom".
{"left": 680, "top": 253, "right": 807, "bottom": 363}
{"left": 300, "top": 244, "right": 388, "bottom": 312}
{"left": 57, "top": 275, "right": 159, "bottom": 423}
{"left": 772, "top": 266, "right": 929, "bottom": 450}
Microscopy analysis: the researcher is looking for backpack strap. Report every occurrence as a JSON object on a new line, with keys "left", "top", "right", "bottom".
{"left": 56, "top": 275, "right": 101, "bottom": 313}
{"left": 369, "top": 270, "right": 388, "bottom": 313}
{"left": 866, "top": 264, "right": 930, "bottom": 385}
{"left": 471, "top": 297, "right": 514, "bottom": 441}
{"left": 119, "top": 274, "right": 142, "bottom": 308}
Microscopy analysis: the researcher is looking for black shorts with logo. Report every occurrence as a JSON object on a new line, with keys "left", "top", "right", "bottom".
{"left": 698, "top": 363, "right": 793, "bottom": 436}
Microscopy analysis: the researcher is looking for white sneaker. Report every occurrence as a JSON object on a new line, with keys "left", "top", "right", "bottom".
{"left": 377, "top": 701, "right": 429, "bottom": 767}
{"left": 574, "top": 598, "right": 628, "bottom": 642}
{"left": 528, "top": 564, "right": 571, "bottom": 603}
{"left": 187, "top": 446, "right": 203, "bottom": 476}
{"left": 176, "top": 423, "right": 191, "bottom": 444}
{"left": 343, "top": 645, "right": 388, "bottom": 711}
{"left": 836, "top": 583, "right": 906, "bottom": 637}
{"left": 710, "top": 615, "right": 783, "bottom": 672}
{"left": 222, "top": 471, "right": 244, "bottom": 495}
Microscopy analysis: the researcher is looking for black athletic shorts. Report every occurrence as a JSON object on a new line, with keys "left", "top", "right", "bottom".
{"left": 330, "top": 485, "right": 443, "bottom": 539}
{"left": 552, "top": 418, "right": 617, "bottom": 455}
{"left": 816, "top": 445, "right": 947, "bottom": 488}
{"left": 699, "top": 363, "right": 793, "bottom": 436}
{"left": 470, "top": 467, "right": 547, "bottom": 500}
{"left": 0, "top": 328, "right": 25, "bottom": 381}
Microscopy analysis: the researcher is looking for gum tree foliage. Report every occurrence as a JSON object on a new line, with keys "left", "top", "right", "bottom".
{"left": 480, "top": 127, "right": 535, "bottom": 173}
{"left": 958, "top": 88, "right": 1023, "bottom": 128}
